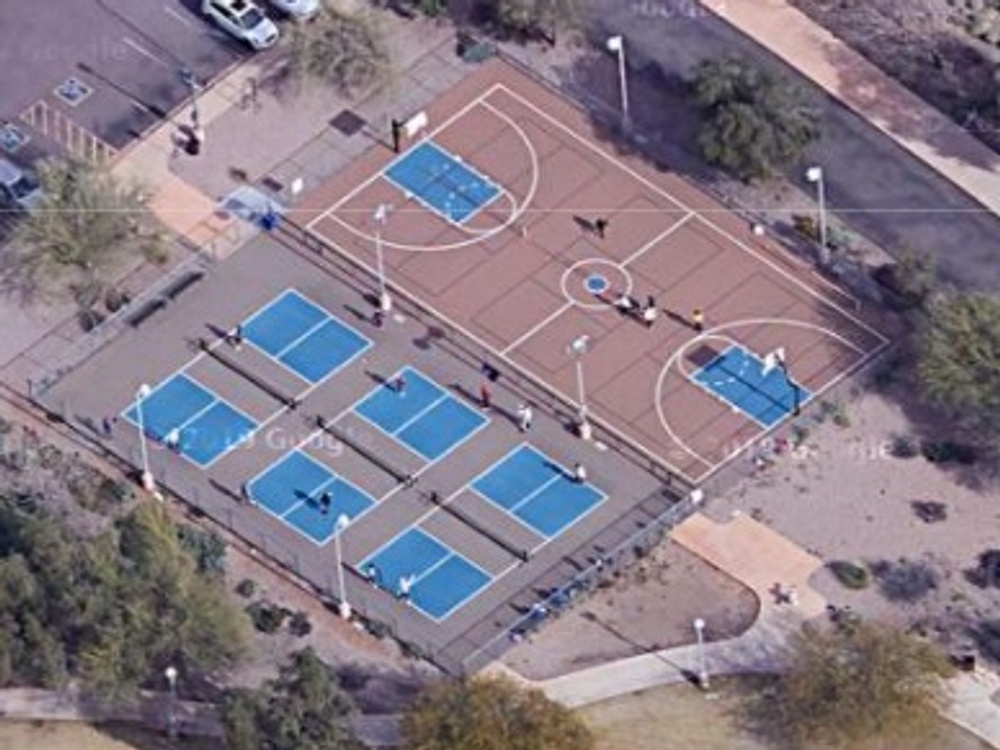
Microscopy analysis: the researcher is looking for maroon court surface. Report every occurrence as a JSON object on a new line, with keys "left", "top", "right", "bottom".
{"left": 298, "top": 60, "right": 888, "bottom": 484}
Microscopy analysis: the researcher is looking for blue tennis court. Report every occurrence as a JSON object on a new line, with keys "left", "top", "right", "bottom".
{"left": 385, "top": 141, "right": 501, "bottom": 224}
{"left": 353, "top": 367, "right": 488, "bottom": 461}
{"left": 123, "top": 373, "right": 256, "bottom": 467}
{"left": 692, "top": 345, "right": 811, "bottom": 428}
{"left": 246, "top": 450, "right": 375, "bottom": 545}
{"left": 242, "top": 289, "right": 371, "bottom": 384}
{"left": 359, "top": 527, "right": 492, "bottom": 621}
{"left": 471, "top": 444, "right": 606, "bottom": 539}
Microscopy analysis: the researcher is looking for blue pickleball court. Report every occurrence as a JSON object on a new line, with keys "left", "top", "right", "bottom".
{"left": 353, "top": 367, "right": 487, "bottom": 462}
{"left": 241, "top": 289, "right": 371, "bottom": 384}
{"left": 123, "top": 373, "right": 257, "bottom": 468}
{"left": 691, "top": 345, "right": 811, "bottom": 428}
{"left": 359, "top": 527, "right": 492, "bottom": 621}
{"left": 385, "top": 141, "right": 501, "bottom": 224}
{"left": 471, "top": 444, "right": 606, "bottom": 540}
{"left": 246, "top": 450, "right": 375, "bottom": 545}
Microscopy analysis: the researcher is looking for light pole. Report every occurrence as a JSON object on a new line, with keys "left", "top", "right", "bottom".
{"left": 180, "top": 68, "right": 201, "bottom": 128}
{"left": 164, "top": 665, "right": 178, "bottom": 739}
{"left": 568, "top": 335, "right": 592, "bottom": 441}
{"left": 606, "top": 36, "right": 630, "bottom": 130}
{"left": 805, "top": 166, "right": 829, "bottom": 265}
{"left": 135, "top": 384, "right": 156, "bottom": 493}
{"left": 693, "top": 618, "right": 709, "bottom": 690}
{"left": 373, "top": 204, "right": 393, "bottom": 313}
{"left": 334, "top": 513, "right": 352, "bottom": 620}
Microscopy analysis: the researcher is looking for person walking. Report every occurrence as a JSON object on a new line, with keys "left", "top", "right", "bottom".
{"left": 480, "top": 383, "right": 492, "bottom": 411}
{"left": 365, "top": 563, "right": 381, "bottom": 587}
{"left": 230, "top": 324, "right": 244, "bottom": 352}
{"left": 692, "top": 308, "right": 705, "bottom": 332}
{"left": 517, "top": 403, "right": 533, "bottom": 432}
{"left": 391, "top": 118, "right": 403, "bottom": 154}
{"left": 165, "top": 428, "right": 181, "bottom": 451}
{"left": 101, "top": 416, "right": 117, "bottom": 438}
{"left": 393, "top": 373, "right": 407, "bottom": 394}
{"left": 594, "top": 217, "right": 609, "bottom": 239}
{"left": 319, "top": 491, "right": 332, "bottom": 515}
{"left": 572, "top": 462, "right": 588, "bottom": 483}
{"left": 642, "top": 297, "right": 658, "bottom": 328}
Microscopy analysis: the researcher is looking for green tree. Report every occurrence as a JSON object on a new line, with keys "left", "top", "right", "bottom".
{"left": 0, "top": 496, "right": 246, "bottom": 695}
{"left": 489, "top": 0, "right": 581, "bottom": 42}
{"left": 760, "top": 623, "right": 952, "bottom": 746}
{"left": 286, "top": 8, "right": 390, "bottom": 97}
{"left": 918, "top": 291, "right": 1000, "bottom": 436}
{"left": 5, "top": 159, "right": 167, "bottom": 302}
{"left": 692, "top": 57, "right": 820, "bottom": 182}
{"left": 222, "top": 648, "right": 360, "bottom": 750}
{"left": 403, "top": 675, "right": 594, "bottom": 750}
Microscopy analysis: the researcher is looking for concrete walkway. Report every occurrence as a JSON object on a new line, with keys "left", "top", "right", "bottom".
{"left": 701, "top": 0, "right": 1000, "bottom": 218}
{"left": 488, "top": 512, "right": 1000, "bottom": 748}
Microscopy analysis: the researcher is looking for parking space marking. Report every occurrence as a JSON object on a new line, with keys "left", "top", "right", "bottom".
{"left": 122, "top": 37, "right": 173, "bottom": 69}
{"left": 163, "top": 6, "right": 196, "bottom": 28}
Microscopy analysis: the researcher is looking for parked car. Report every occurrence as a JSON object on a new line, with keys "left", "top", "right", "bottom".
{"left": 202, "top": 0, "right": 279, "bottom": 50}
{"left": 0, "top": 158, "right": 43, "bottom": 212}
{"left": 269, "top": 0, "right": 320, "bottom": 21}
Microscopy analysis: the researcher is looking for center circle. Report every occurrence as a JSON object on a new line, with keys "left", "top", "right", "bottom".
{"left": 585, "top": 273, "right": 609, "bottom": 294}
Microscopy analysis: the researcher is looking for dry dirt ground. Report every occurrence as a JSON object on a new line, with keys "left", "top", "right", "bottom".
{"left": 791, "top": 0, "right": 1000, "bottom": 152}
{"left": 706, "top": 378, "right": 1000, "bottom": 665}
{"left": 502, "top": 541, "right": 759, "bottom": 681}
{"left": 579, "top": 676, "right": 995, "bottom": 750}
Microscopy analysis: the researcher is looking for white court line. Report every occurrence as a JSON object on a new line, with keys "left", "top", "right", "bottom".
{"left": 654, "top": 316, "right": 873, "bottom": 473}
{"left": 490, "top": 83, "right": 887, "bottom": 346}
{"left": 306, "top": 84, "right": 506, "bottom": 231}
{"left": 501, "top": 302, "right": 572, "bottom": 356}
{"left": 163, "top": 5, "right": 195, "bottom": 27}
{"left": 312, "top": 96, "right": 539, "bottom": 254}
{"left": 122, "top": 37, "right": 173, "bottom": 69}
{"left": 620, "top": 212, "right": 695, "bottom": 267}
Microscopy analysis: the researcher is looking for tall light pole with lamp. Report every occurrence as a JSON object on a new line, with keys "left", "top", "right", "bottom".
{"left": 135, "top": 384, "right": 156, "bottom": 493}
{"left": 567, "top": 335, "right": 592, "bottom": 441}
{"left": 693, "top": 617, "right": 709, "bottom": 690}
{"left": 606, "top": 36, "right": 630, "bottom": 131}
{"left": 373, "top": 204, "right": 394, "bottom": 314}
{"left": 333, "top": 514, "right": 352, "bottom": 620}
{"left": 164, "top": 665, "right": 178, "bottom": 739}
{"left": 805, "top": 166, "right": 829, "bottom": 265}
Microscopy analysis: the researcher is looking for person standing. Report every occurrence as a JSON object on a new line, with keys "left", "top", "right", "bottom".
{"left": 517, "top": 403, "right": 533, "bottom": 432}
{"left": 480, "top": 383, "right": 492, "bottom": 411}
{"left": 391, "top": 118, "right": 403, "bottom": 154}
{"left": 594, "top": 218, "right": 609, "bottom": 239}
{"left": 572, "top": 463, "right": 588, "bottom": 483}
{"left": 319, "top": 491, "right": 332, "bottom": 515}
{"left": 393, "top": 373, "right": 407, "bottom": 394}
{"left": 692, "top": 308, "right": 705, "bottom": 332}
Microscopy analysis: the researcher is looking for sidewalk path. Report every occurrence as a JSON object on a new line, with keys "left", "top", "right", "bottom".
{"left": 701, "top": 0, "right": 1000, "bottom": 218}
{"left": 490, "top": 513, "right": 1000, "bottom": 747}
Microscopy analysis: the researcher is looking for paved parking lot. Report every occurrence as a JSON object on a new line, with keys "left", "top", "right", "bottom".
{"left": 0, "top": 0, "right": 251, "bottom": 160}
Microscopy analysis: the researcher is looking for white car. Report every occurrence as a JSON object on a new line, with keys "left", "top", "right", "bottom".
{"left": 0, "top": 158, "right": 43, "bottom": 212}
{"left": 269, "top": 0, "right": 320, "bottom": 21}
{"left": 202, "top": 0, "right": 280, "bottom": 50}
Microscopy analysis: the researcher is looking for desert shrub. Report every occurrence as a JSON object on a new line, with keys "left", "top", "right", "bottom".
{"left": 829, "top": 560, "right": 871, "bottom": 590}
{"left": 871, "top": 559, "right": 939, "bottom": 603}
{"left": 288, "top": 611, "right": 312, "bottom": 637}
{"left": 890, "top": 434, "right": 920, "bottom": 458}
{"left": 911, "top": 500, "right": 948, "bottom": 524}
{"left": 920, "top": 440, "right": 977, "bottom": 465}
{"left": 247, "top": 601, "right": 287, "bottom": 634}
{"left": 235, "top": 579, "right": 257, "bottom": 598}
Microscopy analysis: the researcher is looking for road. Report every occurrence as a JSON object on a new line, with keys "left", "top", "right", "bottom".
{"left": 584, "top": 0, "right": 1000, "bottom": 291}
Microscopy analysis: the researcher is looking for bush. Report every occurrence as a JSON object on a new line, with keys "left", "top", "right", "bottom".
{"left": 177, "top": 525, "right": 227, "bottom": 575}
{"left": 247, "top": 601, "right": 287, "bottom": 634}
{"left": 911, "top": 500, "right": 948, "bottom": 524}
{"left": 793, "top": 213, "right": 820, "bottom": 242}
{"left": 829, "top": 560, "right": 871, "bottom": 590}
{"left": 871, "top": 559, "right": 939, "bottom": 602}
{"left": 288, "top": 610, "right": 312, "bottom": 637}
{"left": 235, "top": 579, "right": 257, "bottom": 598}
{"left": 890, "top": 434, "right": 920, "bottom": 458}
{"left": 920, "top": 440, "right": 977, "bottom": 465}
